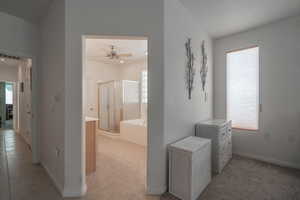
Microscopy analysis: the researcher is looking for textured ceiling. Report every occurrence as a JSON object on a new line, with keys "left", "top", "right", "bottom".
{"left": 0, "top": 0, "right": 52, "bottom": 24}
{"left": 180, "top": 0, "right": 300, "bottom": 38}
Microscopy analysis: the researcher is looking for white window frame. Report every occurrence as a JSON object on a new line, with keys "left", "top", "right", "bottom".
{"left": 141, "top": 70, "right": 148, "bottom": 103}
{"left": 226, "top": 46, "right": 262, "bottom": 132}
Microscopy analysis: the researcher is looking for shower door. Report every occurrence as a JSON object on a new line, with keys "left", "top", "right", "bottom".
{"left": 98, "top": 81, "right": 116, "bottom": 131}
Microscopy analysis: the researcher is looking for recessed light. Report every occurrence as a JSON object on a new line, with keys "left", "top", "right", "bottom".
{"left": 0, "top": 58, "right": 5, "bottom": 62}
{"left": 120, "top": 60, "right": 124, "bottom": 64}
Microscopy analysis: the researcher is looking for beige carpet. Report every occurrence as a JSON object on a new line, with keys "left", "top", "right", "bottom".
{"left": 85, "top": 134, "right": 159, "bottom": 200}
{"left": 162, "top": 155, "right": 300, "bottom": 200}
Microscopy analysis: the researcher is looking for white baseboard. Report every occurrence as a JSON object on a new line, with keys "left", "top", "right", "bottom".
{"left": 147, "top": 185, "right": 167, "bottom": 195}
{"left": 63, "top": 183, "right": 87, "bottom": 197}
{"left": 234, "top": 152, "right": 300, "bottom": 170}
{"left": 42, "top": 162, "right": 87, "bottom": 197}
{"left": 41, "top": 162, "right": 64, "bottom": 194}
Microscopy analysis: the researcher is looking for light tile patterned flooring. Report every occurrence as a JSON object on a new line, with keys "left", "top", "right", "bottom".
{"left": 0, "top": 129, "right": 62, "bottom": 200}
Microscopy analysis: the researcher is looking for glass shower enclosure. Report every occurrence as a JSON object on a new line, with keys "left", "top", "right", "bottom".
{"left": 98, "top": 80, "right": 140, "bottom": 133}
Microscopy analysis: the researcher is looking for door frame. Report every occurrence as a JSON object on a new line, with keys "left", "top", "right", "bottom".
{"left": 82, "top": 35, "right": 149, "bottom": 193}
{"left": 0, "top": 48, "right": 39, "bottom": 164}
{"left": 0, "top": 81, "right": 17, "bottom": 131}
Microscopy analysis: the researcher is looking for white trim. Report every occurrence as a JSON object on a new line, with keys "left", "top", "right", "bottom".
{"left": 146, "top": 185, "right": 167, "bottom": 195}
{"left": 42, "top": 162, "right": 87, "bottom": 198}
{"left": 234, "top": 152, "right": 300, "bottom": 170}
{"left": 63, "top": 183, "right": 87, "bottom": 197}
{"left": 41, "top": 162, "right": 64, "bottom": 194}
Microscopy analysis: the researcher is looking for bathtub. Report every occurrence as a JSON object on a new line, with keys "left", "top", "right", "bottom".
{"left": 120, "top": 119, "right": 147, "bottom": 146}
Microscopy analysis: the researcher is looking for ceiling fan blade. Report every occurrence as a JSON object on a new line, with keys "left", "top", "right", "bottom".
{"left": 118, "top": 53, "right": 132, "bottom": 57}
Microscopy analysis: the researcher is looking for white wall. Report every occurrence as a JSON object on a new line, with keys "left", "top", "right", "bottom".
{"left": 214, "top": 15, "right": 300, "bottom": 169}
{"left": 85, "top": 60, "right": 120, "bottom": 118}
{"left": 120, "top": 59, "right": 147, "bottom": 81}
{"left": 39, "top": 0, "right": 66, "bottom": 192}
{"left": 120, "top": 60, "right": 148, "bottom": 121}
{"left": 0, "top": 12, "right": 38, "bottom": 57}
{"left": 0, "top": 63, "right": 19, "bottom": 82}
{"left": 164, "top": 0, "right": 213, "bottom": 144}
{"left": 65, "top": 0, "right": 164, "bottom": 196}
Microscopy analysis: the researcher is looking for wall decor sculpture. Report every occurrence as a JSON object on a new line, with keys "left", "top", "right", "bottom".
{"left": 185, "top": 38, "right": 195, "bottom": 100}
{"left": 200, "top": 40, "right": 208, "bottom": 92}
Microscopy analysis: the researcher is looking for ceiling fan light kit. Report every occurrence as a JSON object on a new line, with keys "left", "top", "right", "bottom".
{"left": 106, "top": 45, "right": 133, "bottom": 61}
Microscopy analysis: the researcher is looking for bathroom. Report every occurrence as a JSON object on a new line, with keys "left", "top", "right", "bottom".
{"left": 83, "top": 37, "right": 148, "bottom": 194}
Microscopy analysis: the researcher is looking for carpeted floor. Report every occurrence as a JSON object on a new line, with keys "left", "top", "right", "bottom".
{"left": 162, "top": 155, "right": 300, "bottom": 200}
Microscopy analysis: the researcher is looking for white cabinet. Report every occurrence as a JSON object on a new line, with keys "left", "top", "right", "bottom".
{"left": 195, "top": 119, "right": 232, "bottom": 174}
{"left": 169, "top": 136, "right": 211, "bottom": 200}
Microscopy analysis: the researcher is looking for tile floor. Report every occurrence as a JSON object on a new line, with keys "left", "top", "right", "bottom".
{"left": 1, "top": 129, "right": 300, "bottom": 200}
{"left": 0, "top": 129, "right": 62, "bottom": 200}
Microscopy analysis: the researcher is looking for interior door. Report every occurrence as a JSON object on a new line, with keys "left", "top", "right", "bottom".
{"left": 19, "top": 60, "right": 32, "bottom": 145}
{"left": 25, "top": 65, "right": 32, "bottom": 144}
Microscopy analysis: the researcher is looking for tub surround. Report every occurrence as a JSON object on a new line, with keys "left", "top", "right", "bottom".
{"left": 85, "top": 117, "right": 98, "bottom": 122}
{"left": 120, "top": 119, "right": 147, "bottom": 146}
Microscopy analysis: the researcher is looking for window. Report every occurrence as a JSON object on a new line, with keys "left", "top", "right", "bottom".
{"left": 5, "top": 83, "right": 13, "bottom": 105}
{"left": 226, "top": 47, "right": 260, "bottom": 131}
{"left": 141, "top": 70, "right": 148, "bottom": 103}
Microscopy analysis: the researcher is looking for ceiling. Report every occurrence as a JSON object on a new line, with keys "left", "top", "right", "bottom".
{"left": 179, "top": 0, "right": 300, "bottom": 38}
{"left": 1, "top": 0, "right": 299, "bottom": 38}
{"left": 0, "top": 0, "right": 52, "bottom": 24}
{"left": 85, "top": 38, "right": 148, "bottom": 65}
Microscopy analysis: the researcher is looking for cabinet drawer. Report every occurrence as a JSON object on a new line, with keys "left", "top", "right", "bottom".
{"left": 219, "top": 125, "right": 232, "bottom": 141}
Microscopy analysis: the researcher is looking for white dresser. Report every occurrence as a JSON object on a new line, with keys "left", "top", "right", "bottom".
{"left": 195, "top": 119, "right": 232, "bottom": 174}
{"left": 169, "top": 136, "right": 211, "bottom": 200}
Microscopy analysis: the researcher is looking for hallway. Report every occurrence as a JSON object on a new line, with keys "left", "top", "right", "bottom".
{"left": 0, "top": 129, "right": 62, "bottom": 200}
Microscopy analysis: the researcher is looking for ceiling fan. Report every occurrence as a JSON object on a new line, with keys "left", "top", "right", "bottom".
{"left": 106, "top": 45, "right": 132, "bottom": 59}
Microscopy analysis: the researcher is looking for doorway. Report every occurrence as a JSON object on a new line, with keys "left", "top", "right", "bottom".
{"left": 0, "top": 53, "right": 37, "bottom": 162}
{"left": 82, "top": 36, "right": 149, "bottom": 198}
{"left": 0, "top": 81, "right": 15, "bottom": 130}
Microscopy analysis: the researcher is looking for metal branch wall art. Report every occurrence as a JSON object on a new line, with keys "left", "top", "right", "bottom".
{"left": 200, "top": 40, "right": 208, "bottom": 92}
{"left": 185, "top": 38, "right": 196, "bottom": 100}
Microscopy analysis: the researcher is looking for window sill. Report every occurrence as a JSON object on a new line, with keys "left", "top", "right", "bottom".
{"left": 232, "top": 128, "right": 259, "bottom": 134}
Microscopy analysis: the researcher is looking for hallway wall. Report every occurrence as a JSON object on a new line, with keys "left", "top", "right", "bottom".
{"left": 164, "top": 0, "right": 213, "bottom": 145}
{"left": 40, "top": 0, "right": 66, "bottom": 193}
{"left": 0, "top": 12, "right": 38, "bottom": 57}
{"left": 65, "top": 0, "right": 164, "bottom": 196}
